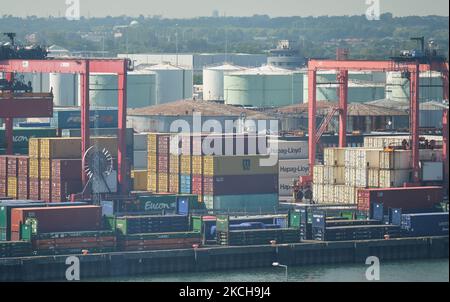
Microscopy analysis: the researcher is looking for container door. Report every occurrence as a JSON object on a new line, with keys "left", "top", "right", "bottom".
{"left": 177, "top": 197, "right": 189, "bottom": 215}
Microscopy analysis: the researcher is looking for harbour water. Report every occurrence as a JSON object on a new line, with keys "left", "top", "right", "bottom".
{"left": 92, "top": 258, "right": 449, "bottom": 282}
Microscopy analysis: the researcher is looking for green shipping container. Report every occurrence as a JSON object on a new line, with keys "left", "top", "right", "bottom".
{"left": 191, "top": 216, "right": 203, "bottom": 233}
{"left": 120, "top": 231, "right": 200, "bottom": 241}
{"left": 289, "top": 210, "right": 301, "bottom": 229}
{"left": 205, "top": 194, "right": 279, "bottom": 213}
{"left": 0, "top": 128, "right": 59, "bottom": 150}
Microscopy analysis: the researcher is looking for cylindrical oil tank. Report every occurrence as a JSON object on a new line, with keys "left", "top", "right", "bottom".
{"left": 203, "top": 64, "right": 244, "bottom": 101}
{"left": 85, "top": 71, "right": 157, "bottom": 108}
{"left": 224, "top": 65, "right": 303, "bottom": 107}
{"left": 303, "top": 71, "right": 386, "bottom": 103}
{"left": 386, "top": 71, "right": 444, "bottom": 103}
{"left": 49, "top": 73, "right": 78, "bottom": 106}
{"left": 144, "top": 63, "right": 193, "bottom": 104}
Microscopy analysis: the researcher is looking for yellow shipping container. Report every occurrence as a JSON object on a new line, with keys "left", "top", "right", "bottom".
{"left": 40, "top": 159, "right": 51, "bottom": 180}
{"left": 28, "top": 138, "right": 41, "bottom": 159}
{"left": 132, "top": 170, "right": 148, "bottom": 191}
{"left": 7, "top": 177, "right": 17, "bottom": 198}
{"left": 169, "top": 173, "right": 180, "bottom": 194}
{"left": 192, "top": 155, "right": 203, "bottom": 175}
{"left": 147, "top": 171, "right": 158, "bottom": 192}
{"left": 158, "top": 173, "right": 169, "bottom": 193}
{"left": 40, "top": 138, "right": 81, "bottom": 159}
{"left": 148, "top": 153, "right": 158, "bottom": 172}
{"left": 180, "top": 155, "right": 192, "bottom": 174}
{"left": 169, "top": 155, "right": 180, "bottom": 174}
{"left": 29, "top": 158, "right": 40, "bottom": 179}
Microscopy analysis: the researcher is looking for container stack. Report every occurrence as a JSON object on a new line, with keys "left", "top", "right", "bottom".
{"left": 202, "top": 155, "right": 278, "bottom": 212}
{"left": 0, "top": 156, "right": 8, "bottom": 198}
{"left": 269, "top": 139, "right": 309, "bottom": 198}
{"left": 133, "top": 133, "right": 148, "bottom": 170}
{"left": 27, "top": 137, "right": 117, "bottom": 202}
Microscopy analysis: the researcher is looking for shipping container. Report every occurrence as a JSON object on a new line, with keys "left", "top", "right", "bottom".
{"left": 7, "top": 177, "right": 17, "bottom": 199}
{"left": 379, "top": 150, "right": 412, "bottom": 170}
{"left": 29, "top": 158, "right": 40, "bottom": 179}
{"left": 29, "top": 178, "right": 40, "bottom": 200}
{"left": 51, "top": 159, "right": 82, "bottom": 181}
{"left": 40, "top": 179, "right": 51, "bottom": 202}
{"left": 279, "top": 159, "right": 310, "bottom": 179}
{"left": 132, "top": 170, "right": 148, "bottom": 191}
{"left": 344, "top": 148, "right": 383, "bottom": 169}
{"left": 180, "top": 155, "right": 192, "bottom": 174}
{"left": 133, "top": 133, "right": 148, "bottom": 151}
{"left": 203, "top": 174, "right": 278, "bottom": 196}
{"left": 379, "top": 169, "right": 412, "bottom": 188}
{"left": 279, "top": 177, "right": 295, "bottom": 197}
{"left": 40, "top": 159, "right": 51, "bottom": 180}
{"left": 158, "top": 173, "right": 169, "bottom": 193}
{"left": 421, "top": 161, "right": 444, "bottom": 182}
{"left": 323, "top": 148, "right": 345, "bottom": 166}
{"left": 114, "top": 215, "right": 189, "bottom": 235}
{"left": 51, "top": 109, "right": 118, "bottom": 129}
{"left": 133, "top": 151, "right": 147, "bottom": 169}
{"left": 10, "top": 205, "right": 102, "bottom": 241}
{"left": 0, "top": 128, "right": 58, "bottom": 151}
{"left": 205, "top": 194, "right": 278, "bottom": 213}
{"left": 51, "top": 180, "right": 82, "bottom": 202}
{"left": 268, "top": 140, "right": 308, "bottom": 159}
{"left": 357, "top": 187, "right": 443, "bottom": 212}
{"left": 180, "top": 174, "right": 192, "bottom": 194}
{"left": 202, "top": 155, "right": 278, "bottom": 176}
{"left": 401, "top": 212, "right": 448, "bottom": 237}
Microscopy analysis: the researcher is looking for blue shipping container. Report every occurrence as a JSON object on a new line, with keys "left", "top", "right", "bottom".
{"left": 401, "top": 212, "right": 449, "bottom": 237}
{"left": 371, "top": 203, "right": 384, "bottom": 221}
{"left": 177, "top": 197, "right": 189, "bottom": 215}
{"left": 389, "top": 208, "right": 402, "bottom": 226}
{"left": 51, "top": 109, "right": 118, "bottom": 129}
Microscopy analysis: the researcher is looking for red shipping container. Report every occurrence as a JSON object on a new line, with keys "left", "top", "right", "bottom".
{"left": 17, "top": 156, "right": 30, "bottom": 178}
{"left": 357, "top": 186, "right": 444, "bottom": 212}
{"left": 0, "top": 156, "right": 8, "bottom": 177}
{"left": 51, "top": 180, "right": 83, "bottom": 202}
{"left": 10, "top": 205, "right": 102, "bottom": 241}
{"left": 51, "top": 159, "right": 82, "bottom": 181}
{"left": 29, "top": 178, "right": 40, "bottom": 200}
{"left": 7, "top": 157, "right": 18, "bottom": 177}
{"left": 40, "top": 179, "right": 51, "bottom": 202}
{"left": 192, "top": 174, "right": 203, "bottom": 195}
{"left": 17, "top": 178, "right": 29, "bottom": 200}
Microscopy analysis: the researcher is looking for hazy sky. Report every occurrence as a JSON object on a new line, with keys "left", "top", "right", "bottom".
{"left": 1, "top": 0, "right": 449, "bottom": 18}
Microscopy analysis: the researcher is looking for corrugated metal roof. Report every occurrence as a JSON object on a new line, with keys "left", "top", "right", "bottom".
{"left": 273, "top": 101, "right": 407, "bottom": 116}
{"left": 127, "top": 100, "right": 273, "bottom": 119}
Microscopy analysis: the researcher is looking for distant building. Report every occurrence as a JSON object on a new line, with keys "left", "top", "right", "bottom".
{"left": 267, "top": 40, "right": 304, "bottom": 70}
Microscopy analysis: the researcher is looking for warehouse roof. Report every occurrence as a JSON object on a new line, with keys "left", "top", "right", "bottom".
{"left": 273, "top": 101, "right": 408, "bottom": 116}
{"left": 368, "top": 99, "right": 449, "bottom": 111}
{"left": 127, "top": 100, "right": 273, "bottom": 119}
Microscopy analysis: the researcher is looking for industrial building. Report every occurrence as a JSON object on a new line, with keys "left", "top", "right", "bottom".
{"left": 118, "top": 53, "right": 267, "bottom": 75}
{"left": 267, "top": 40, "right": 304, "bottom": 70}
{"left": 271, "top": 101, "right": 409, "bottom": 133}
{"left": 126, "top": 99, "right": 274, "bottom": 133}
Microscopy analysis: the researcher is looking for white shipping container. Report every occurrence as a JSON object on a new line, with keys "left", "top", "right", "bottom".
{"left": 345, "top": 167, "right": 357, "bottom": 187}
{"left": 279, "top": 159, "right": 310, "bottom": 178}
{"left": 324, "top": 148, "right": 346, "bottom": 166}
{"left": 344, "top": 148, "right": 382, "bottom": 169}
{"left": 334, "top": 185, "right": 346, "bottom": 204}
{"left": 368, "top": 168, "right": 380, "bottom": 187}
{"left": 324, "top": 184, "right": 335, "bottom": 204}
{"left": 279, "top": 177, "right": 296, "bottom": 197}
{"left": 364, "top": 136, "right": 443, "bottom": 149}
{"left": 379, "top": 150, "right": 412, "bottom": 170}
{"left": 133, "top": 134, "right": 148, "bottom": 151}
{"left": 324, "top": 166, "right": 345, "bottom": 185}
{"left": 421, "top": 161, "right": 443, "bottom": 181}
{"left": 379, "top": 169, "right": 412, "bottom": 188}
{"left": 133, "top": 150, "right": 148, "bottom": 169}
{"left": 268, "top": 140, "right": 308, "bottom": 159}
{"left": 344, "top": 186, "right": 359, "bottom": 205}
{"left": 313, "top": 183, "right": 325, "bottom": 204}
{"left": 313, "top": 165, "right": 325, "bottom": 185}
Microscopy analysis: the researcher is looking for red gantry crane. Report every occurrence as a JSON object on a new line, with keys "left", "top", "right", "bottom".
{"left": 304, "top": 57, "right": 449, "bottom": 193}
{"left": 0, "top": 58, "right": 132, "bottom": 195}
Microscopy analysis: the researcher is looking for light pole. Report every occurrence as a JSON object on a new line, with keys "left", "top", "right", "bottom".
{"left": 272, "top": 262, "right": 288, "bottom": 282}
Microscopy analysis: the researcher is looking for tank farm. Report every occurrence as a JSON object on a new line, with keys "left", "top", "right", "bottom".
{"left": 0, "top": 53, "right": 448, "bottom": 281}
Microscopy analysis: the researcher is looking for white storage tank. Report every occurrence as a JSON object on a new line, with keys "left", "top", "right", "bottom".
{"left": 144, "top": 63, "right": 193, "bottom": 104}
{"left": 303, "top": 71, "right": 386, "bottom": 103}
{"left": 49, "top": 73, "right": 78, "bottom": 106}
{"left": 386, "top": 71, "right": 444, "bottom": 103}
{"left": 203, "top": 64, "right": 244, "bottom": 101}
{"left": 86, "top": 71, "right": 157, "bottom": 108}
{"left": 224, "top": 65, "right": 303, "bottom": 107}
